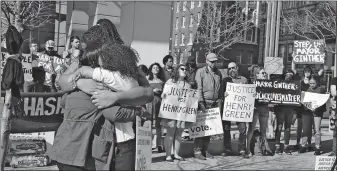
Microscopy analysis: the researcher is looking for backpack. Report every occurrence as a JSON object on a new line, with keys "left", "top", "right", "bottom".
{"left": 250, "top": 129, "right": 268, "bottom": 156}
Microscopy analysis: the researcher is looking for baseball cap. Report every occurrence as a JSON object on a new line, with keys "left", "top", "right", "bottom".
{"left": 45, "top": 40, "right": 55, "bottom": 48}
{"left": 206, "top": 53, "right": 218, "bottom": 62}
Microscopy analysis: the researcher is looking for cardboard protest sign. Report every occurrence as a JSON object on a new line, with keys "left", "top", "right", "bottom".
{"left": 255, "top": 79, "right": 301, "bottom": 105}
{"left": 0, "top": 91, "right": 65, "bottom": 133}
{"left": 223, "top": 83, "right": 256, "bottom": 122}
{"left": 264, "top": 57, "right": 284, "bottom": 75}
{"left": 135, "top": 116, "right": 152, "bottom": 170}
{"left": 189, "top": 107, "right": 223, "bottom": 138}
{"left": 315, "top": 156, "right": 336, "bottom": 170}
{"left": 1, "top": 53, "right": 33, "bottom": 82}
{"left": 301, "top": 92, "right": 330, "bottom": 111}
{"left": 293, "top": 40, "right": 325, "bottom": 64}
{"left": 159, "top": 84, "right": 199, "bottom": 122}
{"left": 36, "top": 53, "right": 67, "bottom": 75}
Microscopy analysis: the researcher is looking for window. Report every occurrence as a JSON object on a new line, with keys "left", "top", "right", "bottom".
{"left": 189, "top": 14, "right": 194, "bottom": 27}
{"left": 197, "top": 12, "right": 201, "bottom": 25}
{"left": 175, "top": 17, "right": 179, "bottom": 29}
{"left": 176, "top": 2, "right": 180, "bottom": 13}
{"left": 198, "top": 1, "right": 201, "bottom": 7}
{"left": 188, "top": 32, "right": 193, "bottom": 45}
{"left": 236, "top": 52, "right": 242, "bottom": 63}
{"left": 287, "top": 44, "right": 293, "bottom": 62}
{"left": 183, "top": 1, "right": 187, "bottom": 11}
{"left": 175, "top": 34, "right": 178, "bottom": 46}
{"left": 182, "top": 16, "right": 186, "bottom": 28}
{"left": 246, "top": 29, "right": 254, "bottom": 42}
{"left": 181, "top": 33, "right": 185, "bottom": 46}
{"left": 190, "top": 1, "right": 194, "bottom": 9}
{"left": 278, "top": 44, "right": 286, "bottom": 58}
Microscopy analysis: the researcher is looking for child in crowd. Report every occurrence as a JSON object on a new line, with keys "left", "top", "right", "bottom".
{"left": 299, "top": 76, "right": 327, "bottom": 155}
{"left": 68, "top": 43, "right": 140, "bottom": 143}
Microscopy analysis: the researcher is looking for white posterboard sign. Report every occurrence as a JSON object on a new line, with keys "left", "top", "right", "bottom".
{"left": 135, "top": 116, "right": 152, "bottom": 170}
{"left": 189, "top": 107, "right": 223, "bottom": 138}
{"left": 301, "top": 92, "right": 330, "bottom": 111}
{"left": 315, "top": 156, "right": 336, "bottom": 170}
{"left": 223, "top": 83, "right": 256, "bottom": 122}
{"left": 264, "top": 57, "right": 284, "bottom": 75}
{"left": 159, "top": 84, "right": 199, "bottom": 122}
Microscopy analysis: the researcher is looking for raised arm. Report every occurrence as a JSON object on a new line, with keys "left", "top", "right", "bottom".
{"left": 291, "top": 61, "right": 297, "bottom": 75}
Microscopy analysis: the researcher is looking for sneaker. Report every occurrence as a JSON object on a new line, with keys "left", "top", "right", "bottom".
{"left": 299, "top": 146, "right": 307, "bottom": 153}
{"left": 221, "top": 150, "right": 233, "bottom": 157}
{"left": 284, "top": 146, "right": 292, "bottom": 155}
{"left": 205, "top": 151, "right": 214, "bottom": 159}
{"left": 329, "top": 152, "right": 336, "bottom": 156}
{"left": 194, "top": 153, "right": 206, "bottom": 160}
{"left": 275, "top": 145, "right": 282, "bottom": 154}
{"left": 314, "top": 149, "right": 322, "bottom": 155}
{"left": 239, "top": 151, "right": 249, "bottom": 159}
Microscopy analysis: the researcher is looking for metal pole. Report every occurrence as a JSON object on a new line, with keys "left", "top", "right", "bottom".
{"left": 264, "top": 2, "right": 271, "bottom": 58}
{"left": 57, "top": 1, "right": 61, "bottom": 52}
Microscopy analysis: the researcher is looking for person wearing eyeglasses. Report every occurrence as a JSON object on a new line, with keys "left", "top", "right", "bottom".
{"left": 193, "top": 53, "right": 224, "bottom": 160}
{"left": 222, "top": 62, "right": 249, "bottom": 159}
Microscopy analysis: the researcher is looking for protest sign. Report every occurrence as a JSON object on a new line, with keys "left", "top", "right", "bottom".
{"left": 264, "top": 57, "right": 283, "bottom": 75}
{"left": 36, "top": 53, "right": 67, "bottom": 75}
{"left": 315, "top": 156, "right": 335, "bottom": 170}
{"left": 0, "top": 91, "right": 65, "bottom": 133}
{"left": 159, "top": 84, "right": 199, "bottom": 122}
{"left": 189, "top": 108, "right": 223, "bottom": 138}
{"left": 255, "top": 79, "right": 301, "bottom": 105}
{"left": 1, "top": 53, "right": 33, "bottom": 82}
{"left": 223, "top": 83, "right": 256, "bottom": 122}
{"left": 293, "top": 40, "right": 325, "bottom": 64}
{"left": 135, "top": 116, "right": 152, "bottom": 170}
{"left": 301, "top": 92, "right": 330, "bottom": 111}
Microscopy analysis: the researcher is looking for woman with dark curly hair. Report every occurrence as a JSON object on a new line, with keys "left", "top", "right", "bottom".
{"left": 147, "top": 63, "right": 165, "bottom": 152}
{"left": 160, "top": 64, "right": 194, "bottom": 162}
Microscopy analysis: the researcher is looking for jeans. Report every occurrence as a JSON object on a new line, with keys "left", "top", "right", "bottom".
{"left": 301, "top": 111, "right": 322, "bottom": 148}
{"left": 194, "top": 100, "right": 222, "bottom": 154}
{"left": 274, "top": 106, "right": 295, "bottom": 145}
{"left": 113, "top": 139, "right": 136, "bottom": 171}
{"left": 223, "top": 121, "right": 247, "bottom": 152}
{"left": 247, "top": 105, "right": 271, "bottom": 154}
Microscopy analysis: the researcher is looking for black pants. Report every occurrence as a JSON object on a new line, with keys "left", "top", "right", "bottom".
{"left": 57, "top": 163, "right": 87, "bottom": 171}
{"left": 113, "top": 139, "right": 136, "bottom": 171}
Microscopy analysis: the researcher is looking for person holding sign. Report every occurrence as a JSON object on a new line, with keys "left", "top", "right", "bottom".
{"left": 0, "top": 25, "right": 25, "bottom": 170}
{"left": 193, "top": 53, "right": 223, "bottom": 160}
{"left": 299, "top": 77, "right": 327, "bottom": 155}
{"left": 160, "top": 64, "right": 194, "bottom": 162}
{"left": 246, "top": 66, "right": 273, "bottom": 156}
{"left": 222, "top": 62, "right": 248, "bottom": 158}
{"left": 330, "top": 77, "right": 336, "bottom": 156}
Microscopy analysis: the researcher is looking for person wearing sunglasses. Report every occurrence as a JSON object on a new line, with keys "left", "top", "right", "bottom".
{"left": 222, "top": 62, "right": 249, "bottom": 158}
{"left": 160, "top": 64, "right": 194, "bottom": 162}
{"left": 193, "top": 53, "right": 224, "bottom": 160}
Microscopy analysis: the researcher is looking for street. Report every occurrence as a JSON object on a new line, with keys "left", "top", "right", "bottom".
{"left": 5, "top": 119, "right": 334, "bottom": 170}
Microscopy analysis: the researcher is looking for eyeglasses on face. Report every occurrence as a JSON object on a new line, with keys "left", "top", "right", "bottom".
{"left": 180, "top": 68, "right": 187, "bottom": 71}
{"left": 228, "top": 67, "right": 236, "bottom": 70}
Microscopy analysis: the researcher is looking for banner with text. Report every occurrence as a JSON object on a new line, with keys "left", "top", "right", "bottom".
{"left": 159, "top": 84, "right": 199, "bottom": 122}
{"left": 135, "top": 116, "right": 152, "bottom": 170}
{"left": 189, "top": 108, "right": 223, "bottom": 138}
{"left": 223, "top": 83, "right": 256, "bottom": 122}
{"left": 36, "top": 53, "right": 67, "bottom": 75}
{"left": 293, "top": 40, "right": 325, "bottom": 64}
{"left": 0, "top": 91, "right": 65, "bottom": 133}
{"left": 255, "top": 79, "right": 301, "bottom": 105}
{"left": 1, "top": 53, "right": 33, "bottom": 82}
{"left": 301, "top": 92, "right": 330, "bottom": 111}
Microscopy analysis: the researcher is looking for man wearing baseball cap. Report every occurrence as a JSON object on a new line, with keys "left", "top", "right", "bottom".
{"left": 193, "top": 53, "right": 224, "bottom": 160}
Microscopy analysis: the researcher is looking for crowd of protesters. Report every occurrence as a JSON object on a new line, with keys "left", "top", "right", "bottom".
{"left": 0, "top": 18, "right": 336, "bottom": 171}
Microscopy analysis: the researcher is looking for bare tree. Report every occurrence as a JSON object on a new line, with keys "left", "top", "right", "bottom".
{"left": 180, "top": 1, "right": 256, "bottom": 57}
{"left": 1, "top": 1, "right": 56, "bottom": 34}
{"left": 282, "top": 2, "right": 336, "bottom": 54}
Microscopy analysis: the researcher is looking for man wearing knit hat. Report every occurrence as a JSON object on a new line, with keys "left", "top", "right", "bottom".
{"left": 193, "top": 53, "right": 224, "bottom": 160}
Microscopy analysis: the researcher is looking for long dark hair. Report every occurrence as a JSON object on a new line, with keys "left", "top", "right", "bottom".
{"left": 5, "top": 25, "right": 23, "bottom": 55}
{"left": 148, "top": 63, "right": 165, "bottom": 81}
{"left": 97, "top": 19, "right": 124, "bottom": 45}
{"left": 171, "top": 64, "right": 188, "bottom": 83}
